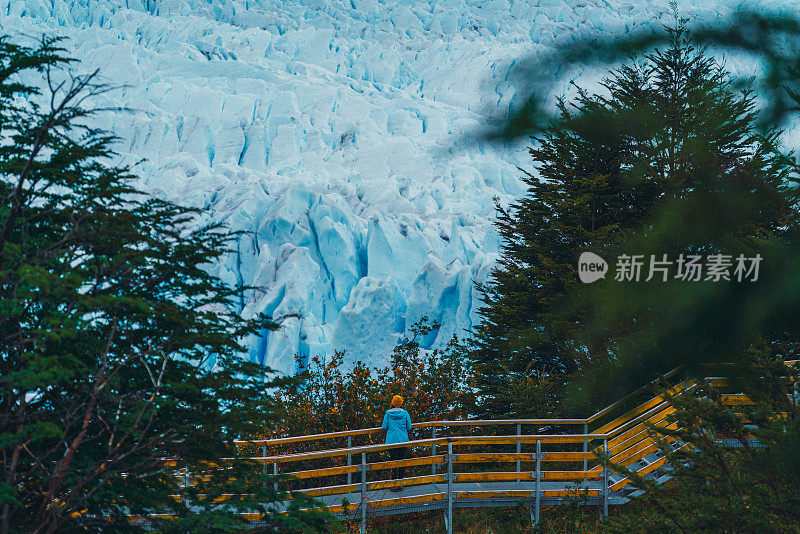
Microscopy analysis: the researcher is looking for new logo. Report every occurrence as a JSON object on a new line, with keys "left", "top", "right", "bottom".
{"left": 578, "top": 252, "right": 608, "bottom": 283}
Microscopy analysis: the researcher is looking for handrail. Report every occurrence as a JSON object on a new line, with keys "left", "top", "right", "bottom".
{"left": 236, "top": 418, "right": 589, "bottom": 447}
{"left": 242, "top": 434, "right": 610, "bottom": 464}
{"left": 587, "top": 367, "right": 682, "bottom": 423}
{"left": 585, "top": 359, "right": 797, "bottom": 424}
{"left": 414, "top": 418, "right": 588, "bottom": 428}
{"left": 235, "top": 427, "right": 382, "bottom": 446}
{"left": 243, "top": 437, "right": 447, "bottom": 463}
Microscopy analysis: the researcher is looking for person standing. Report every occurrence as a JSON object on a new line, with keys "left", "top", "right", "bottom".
{"left": 382, "top": 395, "right": 412, "bottom": 492}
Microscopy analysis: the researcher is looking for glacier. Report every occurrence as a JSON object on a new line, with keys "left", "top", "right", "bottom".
{"left": 0, "top": 0, "right": 784, "bottom": 374}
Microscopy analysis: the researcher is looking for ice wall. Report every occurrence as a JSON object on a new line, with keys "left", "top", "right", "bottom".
{"left": 0, "top": 0, "right": 768, "bottom": 373}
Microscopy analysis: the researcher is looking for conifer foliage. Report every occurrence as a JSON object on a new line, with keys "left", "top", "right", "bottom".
{"left": 479, "top": 16, "right": 800, "bottom": 532}
{"left": 470, "top": 24, "right": 797, "bottom": 417}
{"left": 0, "top": 36, "right": 333, "bottom": 533}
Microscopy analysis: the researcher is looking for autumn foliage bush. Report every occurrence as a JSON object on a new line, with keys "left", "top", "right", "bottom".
{"left": 271, "top": 318, "right": 474, "bottom": 444}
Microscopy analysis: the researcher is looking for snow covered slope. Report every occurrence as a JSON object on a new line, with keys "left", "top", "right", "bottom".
{"left": 0, "top": 0, "right": 769, "bottom": 373}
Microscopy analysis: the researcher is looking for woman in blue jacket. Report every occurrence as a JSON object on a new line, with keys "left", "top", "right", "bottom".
{"left": 382, "top": 395, "right": 412, "bottom": 491}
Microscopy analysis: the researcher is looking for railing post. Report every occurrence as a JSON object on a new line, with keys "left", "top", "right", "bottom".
{"left": 516, "top": 423, "right": 522, "bottom": 479}
{"left": 535, "top": 439, "right": 541, "bottom": 524}
{"left": 360, "top": 452, "right": 367, "bottom": 534}
{"left": 583, "top": 423, "right": 588, "bottom": 472}
{"left": 583, "top": 422, "right": 588, "bottom": 487}
{"left": 347, "top": 436, "right": 352, "bottom": 485}
{"left": 432, "top": 427, "right": 437, "bottom": 475}
{"left": 262, "top": 445, "right": 267, "bottom": 489}
{"left": 447, "top": 440, "right": 453, "bottom": 534}
{"left": 602, "top": 438, "right": 609, "bottom": 517}
{"left": 272, "top": 462, "right": 278, "bottom": 492}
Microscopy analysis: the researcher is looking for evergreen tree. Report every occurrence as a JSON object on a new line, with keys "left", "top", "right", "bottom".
{"left": 0, "top": 36, "right": 334, "bottom": 533}
{"left": 575, "top": 23, "right": 800, "bottom": 533}
{"left": 470, "top": 24, "right": 798, "bottom": 417}
{"left": 477, "top": 10, "right": 800, "bottom": 533}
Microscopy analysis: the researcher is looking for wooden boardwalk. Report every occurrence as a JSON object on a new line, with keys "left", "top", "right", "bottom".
{"left": 229, "top": 363, "right": 796, "bottom": 533}
{"left": 236, "top": 369, "right": 687, "bottom": 532}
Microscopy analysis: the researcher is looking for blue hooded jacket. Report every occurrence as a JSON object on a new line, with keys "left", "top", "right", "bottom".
{"left": 382, "top": 407, "right": 412, "bottom": 445}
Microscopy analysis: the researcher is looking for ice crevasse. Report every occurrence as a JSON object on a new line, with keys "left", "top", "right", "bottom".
{"left": 0, "top": 0, "right": 783, "bottom": 373}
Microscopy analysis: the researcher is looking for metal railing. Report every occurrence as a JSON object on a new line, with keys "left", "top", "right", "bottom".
{"left": 235, "top": 380, "right": 690, "bottom": 532}
{"left": 223, "top": 361, "right": 797, "bottom": 532}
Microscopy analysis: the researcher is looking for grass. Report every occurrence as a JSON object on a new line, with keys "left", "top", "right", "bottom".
{"left": 348, "top": 504, "right": 605, "bottom": 534}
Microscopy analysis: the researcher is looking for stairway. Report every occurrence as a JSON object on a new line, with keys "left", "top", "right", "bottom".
{"left": 236, "top": 370, "right": 691, "bottom": 532}
{"left": 229, "top": 361, "right": 798, "bottom": 532}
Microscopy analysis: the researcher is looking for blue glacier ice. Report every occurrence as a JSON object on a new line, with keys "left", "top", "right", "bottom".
{"left": 0, "top": 0, "right": 786, "bottom": 374}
